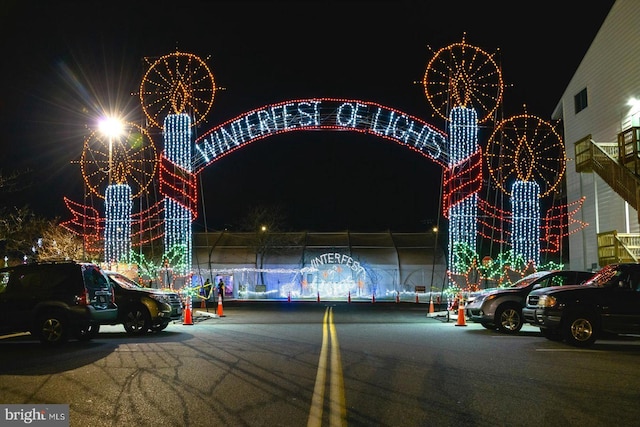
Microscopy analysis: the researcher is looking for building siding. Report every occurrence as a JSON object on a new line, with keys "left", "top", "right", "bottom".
{"left": 558, "top": 0, "right": 640, "bottom": 270}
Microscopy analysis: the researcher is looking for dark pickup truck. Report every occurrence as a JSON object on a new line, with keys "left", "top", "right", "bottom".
{"left": 523, "top": 263, "right": 640, "bottom": 347}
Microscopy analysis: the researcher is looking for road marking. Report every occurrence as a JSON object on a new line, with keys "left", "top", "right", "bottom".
{"left": 308, "top": 306, "right": 347, "bottom": 427}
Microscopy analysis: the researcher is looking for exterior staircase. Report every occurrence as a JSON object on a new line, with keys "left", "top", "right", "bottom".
{"left": 575, "top": 128, "right": 640, "bottom": 265}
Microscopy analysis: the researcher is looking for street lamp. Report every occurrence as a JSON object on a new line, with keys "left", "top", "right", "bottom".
{"left": 98, "top": 116, "right": 124, "bottom": 184}
{"left": 430, "top": 226, "right": 439, "bottom": 279}
{"left": 98, "top": 116, "right": 129, "bottom": 266}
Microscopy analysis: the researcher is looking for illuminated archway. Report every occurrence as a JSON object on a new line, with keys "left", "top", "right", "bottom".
{"left": 192, "top": 98, "right": 449, "bottom": 172}
{"left": 157, "top": 98, "right": 483, "bottom": 278}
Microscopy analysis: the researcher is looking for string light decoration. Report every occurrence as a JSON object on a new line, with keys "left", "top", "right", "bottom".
{"left": 75, "top": 120, "right": 157, "bottom": 264}
{"left": 511, "top": 181, "right": 541, "bottom": 265}
{"left": 540, "top": 196, "right": 588, "bottom": 253}
{"left": 192, "top": 98, "right": 448, "bottom": 173}
{"left": 162, "top": 114, "right": 194, "bottom": 276}
{"left": 446, "top": 106, "right": 480, "bottom": 273}
{"left": 476, "top": 197, "right": 588, "bottom": 253}
{"left": 129, "top": 244, "right": 187, "bottom": 286}
{"left": 77, "top": 122, "right": 157, "bottom": 200}
{"left": 423, "top": 38, "right": 502, "bottom": 276}
{"left": 60, "top": 197, "right": 103, "bottom": 256}
{"left": 485, "top": 112, "right": 567, "bottom": 265}
{"left": 57, "top": 43, "right": 583, "bottom": 290}
{"left": 104, "top": 184, "right": 132, "bottom": 264}
{"left": 139, "top": 51, "right": 216, "bottom": 129}
{"left": 485, "top": 113, "right": 566, "bottom": 198}
{"left": 447, "top": 242, "right": 565, "bottom": 293}
{"left": 423, "top": 34, "right": 503, "bottom": 124}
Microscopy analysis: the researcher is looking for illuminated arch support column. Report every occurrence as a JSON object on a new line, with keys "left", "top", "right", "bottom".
{"left": 162, "top": 114, "right": 194, "bottom": 276}
{"left": 104, "top": 183, "right": 132, "bottom": 264}
{"left": 511, "top": 181, "right": 540, "bottom": 266}
{"left": 446, "top": 106, "right": 479, "bottom": 274}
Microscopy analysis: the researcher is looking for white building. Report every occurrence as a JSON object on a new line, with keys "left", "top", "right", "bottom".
{"left": 554, "top": 0, "right": 640, "bottom": 270}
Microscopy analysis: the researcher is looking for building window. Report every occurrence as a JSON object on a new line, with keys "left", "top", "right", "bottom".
{"left": 574, "top": 88, "right": 588, "bottom": 114}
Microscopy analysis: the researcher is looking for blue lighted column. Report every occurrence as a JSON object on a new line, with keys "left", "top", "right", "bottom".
{"left": 163, "top": 114, "right": 193, "bottom": 275}
{"left": 511, "top": 181, "right": 540, "bottom": 266}
{"left": 447, "top": 106, "right": 479, "bottom": 273}
{"left": 104, "top": 183, "right": 132, "bottom": 264}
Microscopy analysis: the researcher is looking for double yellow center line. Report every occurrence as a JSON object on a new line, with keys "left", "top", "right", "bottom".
{"left": 307, "top": 306, "right": 347, "bottom": 427}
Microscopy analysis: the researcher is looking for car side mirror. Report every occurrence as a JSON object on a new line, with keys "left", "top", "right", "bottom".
{"left": 532, "top": 284, "right": 541, "bottom": 290}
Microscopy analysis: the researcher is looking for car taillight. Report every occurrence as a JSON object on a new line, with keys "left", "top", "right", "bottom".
{"left": 76, "top": 289, "right": 89, "bottom": 305}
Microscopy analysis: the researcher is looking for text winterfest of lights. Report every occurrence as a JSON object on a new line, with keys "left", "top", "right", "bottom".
{"left": 193, "top": 98, "right": 448, "bottom": 171}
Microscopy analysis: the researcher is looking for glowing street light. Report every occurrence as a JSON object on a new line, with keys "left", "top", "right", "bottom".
{"left": 98, "top": 116, "right": 130, "bottom": 266}
{"left": 98, "top": 116, "right": 124, "bottom": 184}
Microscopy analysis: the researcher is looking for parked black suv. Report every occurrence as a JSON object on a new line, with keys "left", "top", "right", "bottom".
{"left": 104, "top": 271, "right": 183, "bottom": 335}
{"left": 0, "top": 261, "right": 118, "bottom": 344}
{"left": 523, "top": 263, "right": 640, "bottom": 347}
{"left": 465, "top": 270, "right": 593, "bottom": 334}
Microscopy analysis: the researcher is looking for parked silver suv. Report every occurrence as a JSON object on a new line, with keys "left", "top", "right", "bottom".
{"left": 465, "top": 270, "right": 593, "bottom": 334}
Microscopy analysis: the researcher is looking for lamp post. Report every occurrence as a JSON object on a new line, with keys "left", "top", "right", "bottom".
{"left": 430, "top": 225, "right": 439, "bottom": 294}
{"left": 98, "top": 117, "right": 128, "bottom": 266}
{"left": 98, "top": 117, "right": 124, "bottom": 184}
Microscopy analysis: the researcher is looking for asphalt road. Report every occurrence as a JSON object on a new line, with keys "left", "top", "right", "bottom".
{"left": 1, "top": 301, "right": 639, "bottom": 427}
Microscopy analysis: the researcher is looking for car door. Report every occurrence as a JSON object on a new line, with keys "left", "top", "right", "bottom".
{"left": 0, "top": 267, "right": 40, "bottom": 332}
{"left": 600, "top": 269, "right": 640, "bottom": 334}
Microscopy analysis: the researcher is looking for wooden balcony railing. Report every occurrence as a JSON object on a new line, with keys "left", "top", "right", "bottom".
{"left": 576, "top": 130, "right": 640, "bottom": 266}
{"left": 575, "top": 133, "right": 640, "bottom": 215}
{"left": 597, "top": 230, "right": 640, "bottom": 265}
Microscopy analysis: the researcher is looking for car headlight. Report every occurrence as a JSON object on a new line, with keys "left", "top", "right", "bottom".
{"left": 537, "top": 295, "right": 557, "bottom": 308}
{"left": 149, "top": 293, "right": 169, "bottom": 304}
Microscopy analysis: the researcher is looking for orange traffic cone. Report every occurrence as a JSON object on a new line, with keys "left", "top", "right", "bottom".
{"left": 217, "top": 294, "right": 225, "bottom": 317}
{"left": 348, "top": 291, "right": 351, "bottom": 303}
{"left": 183, "top": 296, "right": 193, "bottom": 325}
{"left": 455, "top": 300, "right": 467, "bottom": 327}
{"left": 317, "top": 292, "right": 320, "bottom": 302}
{"left": 287, "top": 291, "right": 291, "bottom": 302}
{"left": 429, "top": 296, "right": 435, "bottom": 314}
{"left": 372, "top": 293, "right": 376, "bottom": 303}
{"left": 201, "top": 298, "right": 206, "bottom": 309}
{"left": 396, "top": 291, "right": 400, "bottom": 303}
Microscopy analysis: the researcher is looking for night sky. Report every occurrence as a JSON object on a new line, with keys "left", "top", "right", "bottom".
{"left": 0, "top": 1, "right": 616, "bottom": 233}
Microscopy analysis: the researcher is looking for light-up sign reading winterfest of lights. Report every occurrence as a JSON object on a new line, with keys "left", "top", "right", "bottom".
{"left": 193, "top": 98, "right": 448, "bottom": 172}
{"left": 310, "top": 252, "right": 366, "bottom": 276}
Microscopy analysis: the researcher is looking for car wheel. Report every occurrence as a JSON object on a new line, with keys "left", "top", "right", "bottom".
{"left": 495, "top": 305, "right": 523, "bottom": 334}
{"left": 480, "top": 321, "right": 495, "bottom": 330}
{"left": 74, "top": 324, "right": 100, "bottom": 341}
{"left": 563, "top": 312, "right": 598, "bottom": 347}
{"left": 540, "top": 327, "right": 563, "bottom": 341}
{"left": 150, "top": 321, "right": 169, "bottom": 332}
{"left": 36, "top": 311, "right": 69, "bottom": 345}
{"left": 123, "top": 307, "right": 151, "bottom": 335}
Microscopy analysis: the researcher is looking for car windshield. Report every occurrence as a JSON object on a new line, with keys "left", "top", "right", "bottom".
{"left": 107, "top": 273, "right": 144, "bottom": 290}
{"left": 508, "top": 272, "right": 549, "bottom": 289}
{"left": 582, "top": 266, "right": 623, "bottom": 287}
